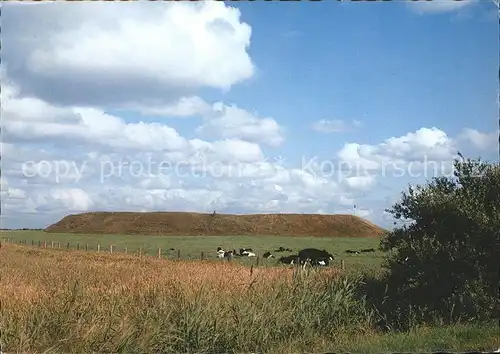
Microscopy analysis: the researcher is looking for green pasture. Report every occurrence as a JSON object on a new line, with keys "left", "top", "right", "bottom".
{"left": 1, "top": 230, "right": 384, "bottom": 271}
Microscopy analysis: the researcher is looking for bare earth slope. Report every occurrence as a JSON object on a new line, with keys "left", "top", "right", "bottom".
{"left": 45, "top": 212, "right": 385, "bottom": 237}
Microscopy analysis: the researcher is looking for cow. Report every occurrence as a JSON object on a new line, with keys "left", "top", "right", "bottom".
{"left": 274, "top": 246, "right": 294, "bottom": 253}
{"left": 298, "top": 248, "right": 334, "bottom": 267}
{"left": 310, "top": 258, "right": 329, "bottom": 266}
{"left": 223, "top": 250, "right": 235, "bottom": 259}
{"left": 217, "top": 247, "right": 236, "bottom": 259}
{"left": 298, "top": 248, "right": 334, "bottom": 262}
{"left": 216, "top": 247, "right": 225, "bottom": 259}
{"left": 277, "top": 255, "right": 300, "bottom": 265}
{"left": 239, "top": 248, "right": 256, "bottom": 257}
{"left": 231, "top": 249, "right": 241, "bottom": 257}
{"left": 262, "top": 251, "right": 275, "bottom": 259}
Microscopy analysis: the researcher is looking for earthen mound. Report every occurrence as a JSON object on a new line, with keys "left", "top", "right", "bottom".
{"left": 45, "top": 211, "right": 385, "bottom": 237}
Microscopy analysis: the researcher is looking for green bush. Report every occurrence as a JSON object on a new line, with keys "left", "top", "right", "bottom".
{"left": 376, "top": 154, "right": 499, "bottom": 329}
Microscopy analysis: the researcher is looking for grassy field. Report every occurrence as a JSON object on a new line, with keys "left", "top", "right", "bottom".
{"left": 1, "top": 243, "right": 498, "bottom": 353}
{"left": 1, "top": 230, "right": 384, "bottom": 271}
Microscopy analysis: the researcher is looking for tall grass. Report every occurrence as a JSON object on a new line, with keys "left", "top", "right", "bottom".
{"left": 1, "top": 244, "right": 373, "bottom": 353}
{"left": 1, "top": 244, "right": 497, "bottom": 353}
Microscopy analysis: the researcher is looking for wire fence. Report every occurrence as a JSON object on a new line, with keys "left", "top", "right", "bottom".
{"left": 0, "top": 237, "right": 347, "bottom": 271}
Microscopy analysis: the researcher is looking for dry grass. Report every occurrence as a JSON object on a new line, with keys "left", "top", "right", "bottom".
{"left": 1, "top": 244, "right": 361, "bottom": 353}
{"left": 1, "top": 244, "right": 341, "bottom": 303}
{"left": 1, "top": 244, "right": 497, "bottom": 353}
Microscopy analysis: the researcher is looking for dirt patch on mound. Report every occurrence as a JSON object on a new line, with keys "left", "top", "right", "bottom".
{"left": 45, "top": 212, "right": 385, "bottom": 237}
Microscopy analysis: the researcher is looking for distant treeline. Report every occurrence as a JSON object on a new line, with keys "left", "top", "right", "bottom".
{"left": 0, "top": 228, "right": 44, "bottom": 231}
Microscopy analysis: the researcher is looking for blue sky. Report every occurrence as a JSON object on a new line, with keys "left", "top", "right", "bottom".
{"left": 225, "top": 0, "right": 497, "bottom": 149}
{"left": 1, "top": 0, "right": 498, "bottom": 229}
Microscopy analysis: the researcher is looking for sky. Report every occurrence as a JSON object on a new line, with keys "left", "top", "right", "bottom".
{"left": 1, "top": 0, "right": 498, "bottom": 230}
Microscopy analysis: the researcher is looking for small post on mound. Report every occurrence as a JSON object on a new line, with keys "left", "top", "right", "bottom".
{"left": 341, "top": 259, "right": 345, "bottom": 270}
{"left": 66, "top": 242, "right": 70, "bottom": 250}
{"left": 110, "top": 245, "right": 113, "bottom": 253}
{"left": 201, "top": 252, "right": 204, "bottom": 261}
{"left": 177, "top": 249, "right": 181, "bottom": 259}
{"left": 125, "top": 246, "right": 128, "bottom": 254}
{"left": 97, "top": 244, "right": 101, "bottom": 252}
{"left": 158, "top": 248, "right": 161, "bottom": 259}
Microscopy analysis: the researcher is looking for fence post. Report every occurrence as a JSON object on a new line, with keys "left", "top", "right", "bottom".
{"left": 43, "top": 241, "right": 47, "bottom": 248}
{"left": 85, "top": 244, "right": 88, "bottom": 252}
{"left": 58, "top": 242, "right": 61, "bottom": 249}
{"left": 158, "top": 248, "right": 161, "bottom": 259}
{"left": 31, "top": 240, "right": 34, "bottom": 246}
{"left": 51, "top": 241, "right": 54, "bottom": 248}
{"left": 110, "top": 245, "right": 113, "bottom": 253}
{"left": 125, "top": 246, "right": 127, "bottom": 254}
{"left": 66, "top": 242, "right": 70, "bottom": 250}
{"left": 256, "top": 257, "right": 260, "bottom": 267}
{"left": 201, "top": 252, "right": 204, "bottom": 261}
{"left": 38, "top": 240, "right": 41, "bottom": 248}
{"left": 139, "top": 247, "right": 142, "bottom": 256}
{"left": 341, "top": 259, "right": 345, "bottom": 270}
{"left": 250, "top": 265, "right": 254, "bottom": 277}
{"left": 97, "top": 244, "right": 101, "bottom": 252}
{"left": 177, "top": 249, "right": 181, "bottom": 259}
{"left": 77, "top": 243, "right": 80, "bottom": 251}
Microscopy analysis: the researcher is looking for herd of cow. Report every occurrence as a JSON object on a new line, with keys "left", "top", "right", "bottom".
{"left": 216, "top": 246, "right": 336, "bottom": 267}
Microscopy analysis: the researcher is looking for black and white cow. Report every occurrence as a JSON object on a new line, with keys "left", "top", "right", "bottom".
{"left": 298, "top": 248, "right": 334, "bottom": 267}
{"left": 217, "top": 247, "right": 235, "bottom": 259}
{"left": 262, "top": 251, "right": 275, "bottom": 259}
{"left": 216, "top": 247, "right": 226, "bottom": 259}
{"left": 274, "top": 246, "right": 294, "bottom": 253}
{"left": 239, "top": 248, "right": 256, "bottom": 257}
{"left": 310, "top": 257, "right": 330, "bottom": 266}
{"left": 277, "top": 255, "right": 300, "bottom": 265}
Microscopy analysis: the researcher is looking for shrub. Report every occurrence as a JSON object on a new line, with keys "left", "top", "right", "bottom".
{"left": 376, "top": 153, "right": 499, "bottom": 329}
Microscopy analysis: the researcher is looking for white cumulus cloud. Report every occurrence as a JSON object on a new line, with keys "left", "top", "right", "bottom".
{"left": 2, "top": 1, "right": 254, "bottom": 108}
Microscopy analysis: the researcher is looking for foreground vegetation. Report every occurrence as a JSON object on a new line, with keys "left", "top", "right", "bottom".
{"left": 378, "top": 154, "right": 499, "bottom": 328}
{"left": 1, "top": 244, "right": 497, "bottom": 353}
